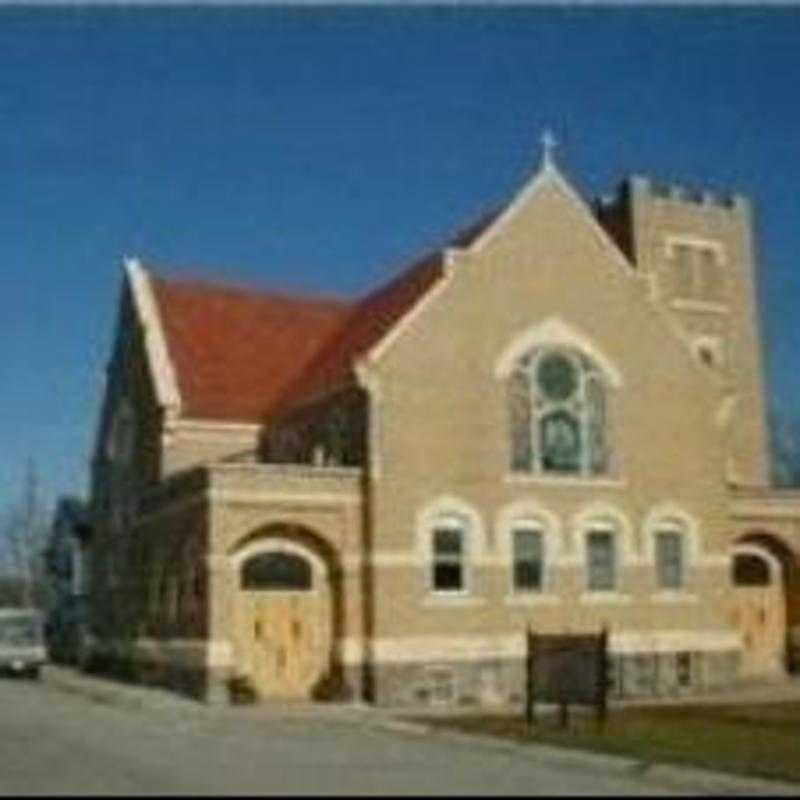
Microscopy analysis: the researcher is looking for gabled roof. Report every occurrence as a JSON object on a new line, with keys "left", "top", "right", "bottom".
{"left": 140, "top": 205, "right": 499, "bottom": 425}
{"left": 136, "top": 156, "right": 630, "bottom": 425}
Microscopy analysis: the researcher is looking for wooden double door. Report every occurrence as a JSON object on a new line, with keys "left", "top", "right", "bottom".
{"left": 732, "top": 584, "right": 786, "bottom": 679}
{"left": 238, "top": 590, "right": 332, "bottom": 699}
{"left": 731, "top": 549, "right": 786, "bottom": 679}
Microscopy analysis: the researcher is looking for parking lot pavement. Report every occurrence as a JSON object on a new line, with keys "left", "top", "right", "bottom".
{"left": 0, "top": 672, "right": 692, "bottom": 796}
{"left": 3, "top": 666, "right": 793, "bottom": 796}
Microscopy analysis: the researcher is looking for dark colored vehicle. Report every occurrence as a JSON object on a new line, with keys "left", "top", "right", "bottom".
{"left": 0, "top": 608, "right": 47, "bottom": 678}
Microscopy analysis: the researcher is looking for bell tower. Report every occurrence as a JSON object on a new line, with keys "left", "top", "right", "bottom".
{"left": 597, "top": 176, "right": 770, "bottom": 487}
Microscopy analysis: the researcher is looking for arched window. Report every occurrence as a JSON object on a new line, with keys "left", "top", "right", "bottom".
{"left": 241, "top": 552, "right": 313, "bottom": 591}
{"left": 430, "top": 516, "right": 467, "bottom": 593}
{"left": 585, "top": 523, "right": 617, "bottom": 592}
{"left": 509, "top": 348, "right": 609, "bottom": 476}
{"left": 511, "top": 524, "right": 546, "bottom": 593}
{"left": 655, "top": 525, "right": 685, "bottom": 590}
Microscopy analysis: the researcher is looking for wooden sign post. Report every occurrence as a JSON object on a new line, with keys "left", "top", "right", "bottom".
{"left": 596, "top": 626, "right": 609, "bottom": 727}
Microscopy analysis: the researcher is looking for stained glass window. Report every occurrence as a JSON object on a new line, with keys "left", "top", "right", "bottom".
{"left": 508, "top": 348, "right": 609, "bottom": 477}
{"left": 509, "top": 368, "right": 533, "bottom": 471}
{"left": 537, "top": 353, "right": 578, "bottom": 401}
{"left": 540, "top": 410, "right": 581, "bottom": 472}
{"left": 586, "top": 375, "right": 608, "bottom": 473}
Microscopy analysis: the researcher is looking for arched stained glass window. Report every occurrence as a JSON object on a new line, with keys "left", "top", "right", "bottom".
{"left": 508, "top": 348, "right": 610, "bottom": 476}
{"left": 241, "top": 552, "right": 313, "bottom": 591}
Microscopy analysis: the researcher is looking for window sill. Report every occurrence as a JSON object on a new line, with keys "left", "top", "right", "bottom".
{"left": 651, "top": 591, "right": 698, "bottom": 603}
{"left": 422, "top": 594, "right": 486, "bottom": 608}
{"left": 579, "top": 591, "right": 632, "bottom": 605}
{"left": 505, "top": 474, "right": 626, "bottom": 489}
{"left": 670, "top": 298, "right": 728, "bottom": 315}
{"left": 504, "top": 593, "right": 561, "bottom": 607}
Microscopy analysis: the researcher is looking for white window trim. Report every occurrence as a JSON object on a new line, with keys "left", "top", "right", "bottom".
{"left": 644, "top": 505, "right": 701, "bottom": 598}
{"left": 653, "top": 528, "right": 687, "bottom": 593}
{"left": 505, "top": 474, "right": 627, "bottom": 489}
{"left": 415, "top": 496, "right": 486, "bottom": 599}
{"left": 494, "top": 316, "right": 622, "bottom": 388}
{"left": 643, "top": 505, "right": 701, "bottom": 564}
{"left": 495, "top": 501, "right": 561, "bottom": 597}
{"left": 504, "top": 592, "right": 562, "bottom": 607}
{"left": 423, "top": 594, "right": 487, "bottom": 608}
{"left": 579, "top": 590, "right": 633, "bottom": 605}
{"left": 228, "top": 538, "right": 326, "bottom": 597}
{"left": 731, "top": 544, "right": 783, "bottom": 586}
{"left": 429, "top": 515, "right": 470, "bottom": 597}
{"left": 583, "top": 525, "right": 621, "bottom": 595}
{"left": 652, "top": 591, "right": 699, "bottom": 604}
{"left": 509, "top": 524, "right": 547, "bottom": 596}
{"left": 664, "top": 235, "right": 727, "bottom": 265}
{"left": 570, "top": 503, "right": 638, "bottom": 567}
{"left": 670, "top": 298, "right": 729, "bottom": 315}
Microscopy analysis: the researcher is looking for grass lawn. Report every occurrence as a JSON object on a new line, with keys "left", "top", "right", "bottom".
{"left": 415, "top": 702, "right": 800, "bottom": 785}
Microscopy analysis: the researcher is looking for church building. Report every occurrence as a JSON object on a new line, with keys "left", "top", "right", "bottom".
{"left": 87, "top": 140, "right": 800, "bottom": 706}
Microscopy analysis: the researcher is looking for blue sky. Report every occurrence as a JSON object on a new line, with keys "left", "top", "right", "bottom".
{"left": 1, "top": 6, "right": 799, "bottom": 515}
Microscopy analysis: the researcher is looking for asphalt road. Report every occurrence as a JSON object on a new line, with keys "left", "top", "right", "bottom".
{"left": 0, "top": 674, "right": 689, "bottom": 796}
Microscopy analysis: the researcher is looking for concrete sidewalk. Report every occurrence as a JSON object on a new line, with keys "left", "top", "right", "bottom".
{"left": 41, "top": 665, "right": 800, "bottom": 797}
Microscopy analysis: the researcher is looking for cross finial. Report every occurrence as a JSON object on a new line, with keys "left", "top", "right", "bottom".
{"left": 541, "top": 129, "right": 557, "bottom": 169}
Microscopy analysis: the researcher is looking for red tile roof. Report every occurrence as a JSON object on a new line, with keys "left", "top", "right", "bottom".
{"left": 146, "top": 208, "right": 499, "bottom": 423}
{"left": 150, "top": 274, "right": 350, "bottom": 422}
{"left": 272, "top": 251, "right": 445, "bottom": 417}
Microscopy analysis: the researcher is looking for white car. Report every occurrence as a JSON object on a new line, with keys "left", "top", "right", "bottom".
{"left": 0, "top": 608, "right": 47, "bottom": 679}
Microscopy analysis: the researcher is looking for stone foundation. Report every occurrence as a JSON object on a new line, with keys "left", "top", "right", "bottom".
{"left": 85, "top": 638, "right": 743, "bottom": 708}
{"left": 607, "top": 650, "right": 740, "bottom": 698}
{"left": 368, "top": 650, "right": 742, "bottom": 708}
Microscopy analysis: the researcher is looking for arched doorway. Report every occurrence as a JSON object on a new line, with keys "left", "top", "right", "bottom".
{"left": 230, "top": 531, "right": 335, "bottom": 700}
{"left": 730, "top": 540, "right": 787, "bottom": 679}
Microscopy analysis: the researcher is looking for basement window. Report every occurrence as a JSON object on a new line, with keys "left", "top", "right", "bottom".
{"left": 428, "top": 667, "right": 456, "bottom": 706}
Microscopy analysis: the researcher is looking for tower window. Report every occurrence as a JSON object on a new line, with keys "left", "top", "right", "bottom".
{"left": 667, "top": 239, "right": 726, "bottom": 304}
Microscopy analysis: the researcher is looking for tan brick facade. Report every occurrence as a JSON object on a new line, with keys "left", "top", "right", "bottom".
{"left": 86, "top": 157, "right": 800, "bottom": 706}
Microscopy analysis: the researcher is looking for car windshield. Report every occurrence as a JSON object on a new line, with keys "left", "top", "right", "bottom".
{"left": 0, "top": 614, "right": 40, "bottom": 645}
